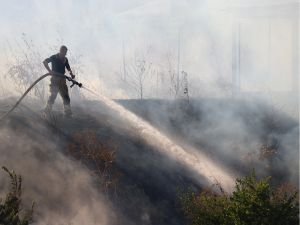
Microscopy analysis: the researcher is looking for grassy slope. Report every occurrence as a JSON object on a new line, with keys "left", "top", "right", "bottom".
{"left": 0, "top": 97, "right": 298, "bottom": 224}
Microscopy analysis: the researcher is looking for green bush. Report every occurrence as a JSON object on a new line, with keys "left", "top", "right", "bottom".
{"left": 180, "top": 172, "right": 299, "bottom": 225}
{"left": 0, "top": 167, "right": 34, "bottom": 225}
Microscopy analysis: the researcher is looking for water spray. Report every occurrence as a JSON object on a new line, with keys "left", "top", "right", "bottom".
{"left": 83, "top": 86, "right": 236, "bottom": 191}
{"left": 1, "top": 72, "right": 236, "bottom": 191}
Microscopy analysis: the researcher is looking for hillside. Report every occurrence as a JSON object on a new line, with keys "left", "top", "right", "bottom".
{"left": 0, "top": 97, "right": 298, "bottom": 225}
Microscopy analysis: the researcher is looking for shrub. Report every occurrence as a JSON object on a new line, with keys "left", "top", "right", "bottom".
{"left": 180, "top": 172, "right": 299, "bottom": 225}
{"left": 0, "top": 167, "right": 34, "bottom": 225}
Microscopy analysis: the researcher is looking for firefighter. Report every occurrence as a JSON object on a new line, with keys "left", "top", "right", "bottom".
{"left": 43, "top": 45, "right": 75, "bottom": 117}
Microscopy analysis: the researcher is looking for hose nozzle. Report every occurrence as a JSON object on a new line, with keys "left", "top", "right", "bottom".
{"left": 66, "top": 76, "right": 82, "bottom": 88}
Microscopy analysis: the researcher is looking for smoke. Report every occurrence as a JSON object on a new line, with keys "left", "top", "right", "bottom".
{"left": 0, "top": 0, "right": 298, "bottom": 224}
{"left": 0, "top": 95, "right": 235, "bottom": 225}
{"left": 0, "top": 84, "right": 297, "bottom": 224}
{"left": 117, "top": 97, "right": 299, "bottom": 185}
{"left": 83, "top": 86, "right": 236, "bottom": 191}
{"left": 0, "top": 0, "right": 298, "bottom": 109}
{"left": 0, "top": 116, "right": 116, "bottom": 225}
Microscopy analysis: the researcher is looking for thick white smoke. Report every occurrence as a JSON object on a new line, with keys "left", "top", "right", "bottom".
{"left": 0, "top": 121, "right": 115, "bottom": 225}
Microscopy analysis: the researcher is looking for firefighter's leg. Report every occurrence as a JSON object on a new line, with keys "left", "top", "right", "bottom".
{"left": 45, "top": 83, "right": 59, "bottom": 113}
{"left": 59, "top": 82, "right": 72, "bottom": 117}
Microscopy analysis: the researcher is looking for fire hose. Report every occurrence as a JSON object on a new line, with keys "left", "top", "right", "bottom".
{"left": 0, "top": 72, "right": 82, "bottom": 120}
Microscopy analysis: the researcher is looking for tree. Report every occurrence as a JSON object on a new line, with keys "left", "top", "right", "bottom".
{"left": 180, "top": 70, "right": 189, "bottom": 102}
{"left": 119, "top": 49, "right": 153, "bottom": 99}
{"left": 166, "top": 51, "right": 179, "bottom": 97}
{"left": 5, "top": 34, "right": 47, "bottom": 101}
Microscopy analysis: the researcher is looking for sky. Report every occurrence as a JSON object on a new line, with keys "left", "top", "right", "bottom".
{"left": 0, "top": 0, "right": 298, "bottom": 101}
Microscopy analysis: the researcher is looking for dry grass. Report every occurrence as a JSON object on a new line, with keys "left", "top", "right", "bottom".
{"left": 67, "top": 130, "right": 121, "bottom": 194}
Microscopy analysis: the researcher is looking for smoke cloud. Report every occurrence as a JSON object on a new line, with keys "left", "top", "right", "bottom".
{"left": 0, "top": 115, "right": 116, "bottom": 225}
{"left": 0, "top": 0, "right": 298, "bottom": 224}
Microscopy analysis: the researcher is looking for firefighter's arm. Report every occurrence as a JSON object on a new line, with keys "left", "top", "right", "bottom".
{"left": 66, "top": 58, "right": 75, "bottom": 79}
{"left": 43, "top": 57, "right": 52, "bottom": 73}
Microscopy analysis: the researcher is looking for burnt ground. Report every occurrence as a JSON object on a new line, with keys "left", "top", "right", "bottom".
{"left": 0, "top": 97, "right": 298, "bottom": 225}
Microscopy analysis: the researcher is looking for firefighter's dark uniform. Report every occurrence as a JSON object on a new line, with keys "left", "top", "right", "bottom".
{"left": 44, "top": 54, "right": 72, "bottom": 116}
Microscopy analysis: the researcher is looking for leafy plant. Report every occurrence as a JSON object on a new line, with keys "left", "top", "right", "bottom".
{"left": 0, "top": 166, "right": 34, "bottom": 225}
{"left": 180, "top": 171, "right": 299, "bottom": 225}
